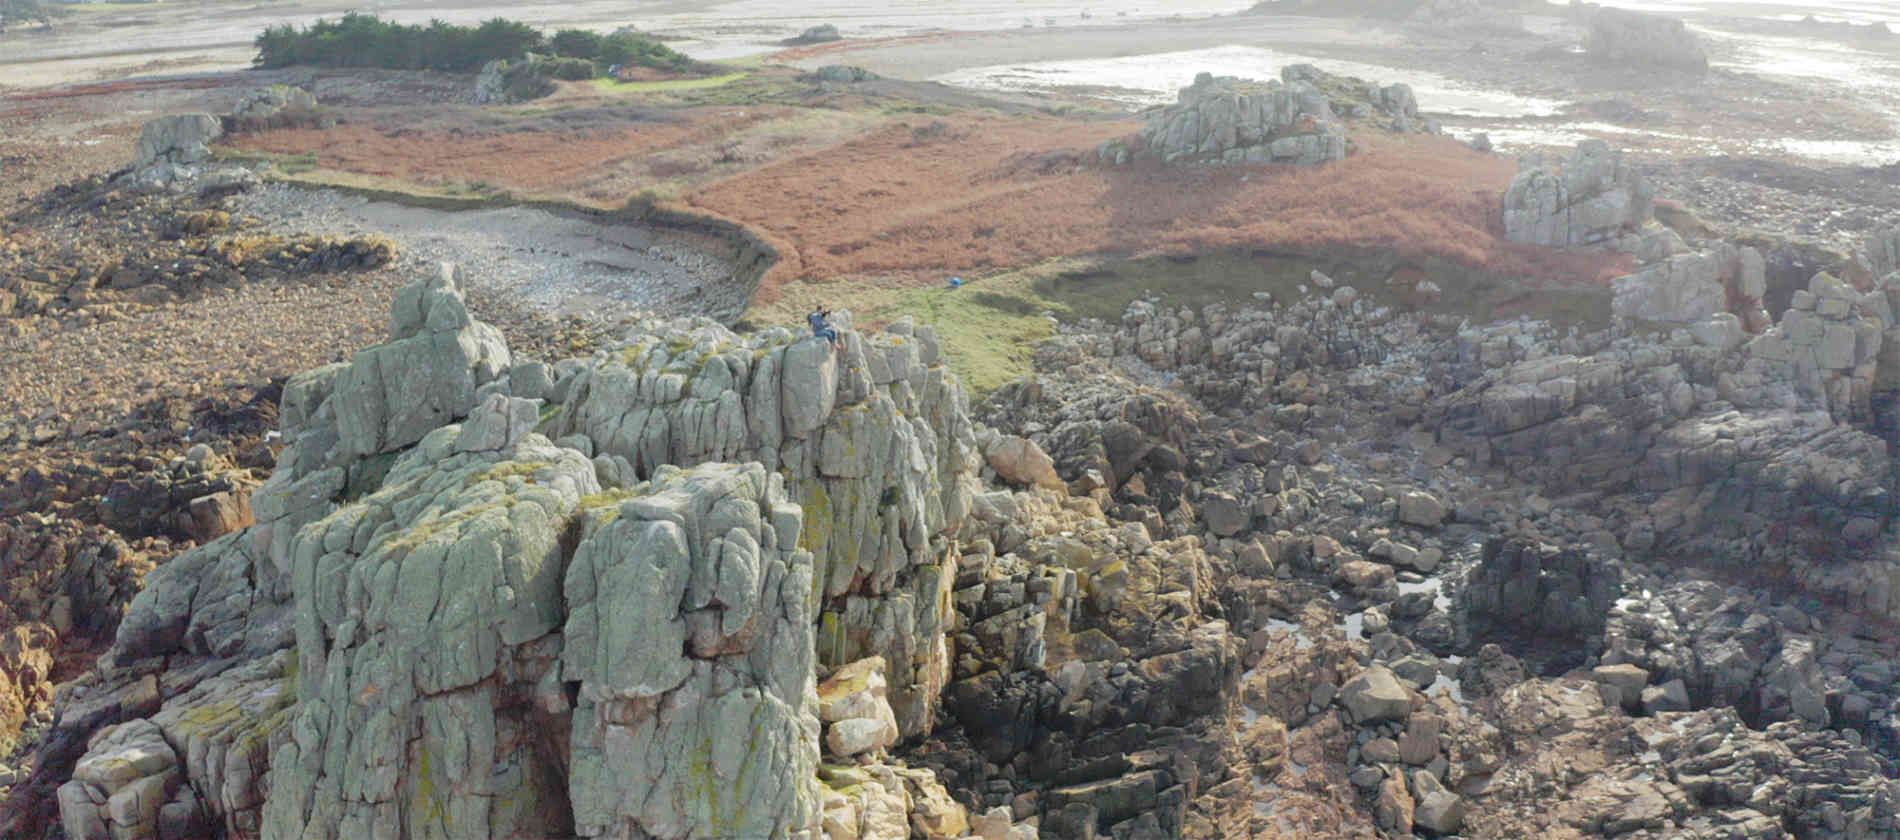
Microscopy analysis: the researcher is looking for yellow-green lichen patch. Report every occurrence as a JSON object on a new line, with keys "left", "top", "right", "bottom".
{"left": 463, "top": 460, "right": 554, "bottom": 490}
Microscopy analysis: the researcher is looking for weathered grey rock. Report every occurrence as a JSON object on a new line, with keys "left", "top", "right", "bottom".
{"left": 146, "top": 651, "right": 296, "bottom": 838}
{"left": 454, "top": 393, "right": 541, "bottom": 453}
{"left": 1586, "top": 7, "right": 1710, "bottom": 74}
{"left": 812, "top": 65, "right": 878, "bottom": 83}
{"left": 263, "top": 427, "right": 603, "bottom": 840}
{"left": 796, "top": 23, "right": 842, "bottom": 43}
{"left": 134, "top": 114, "right": 223, "bottom": 168}
{"left": 228, "top": 85, "right": 318, "bottom": 123}
{"left": 1199, "top": 489, "right": 1252, "bottom": 537}
{"left": 1611, "top": 250, "right": 1727, "bottom": 324}
{"left": 1462, "top": 537, "right": 1620, "bottom": 659}
{"left": 564, "top": 463, "right": 820, "bottom": 840}
{"left": 986, "top": 435, "right": 1061, "bottom": 489}
{"left": 1690, "top": 313, "right": 1746, "bottom": 351}
{"left": 60, "top": 719, "right": 184, "bottom": 840}
{"left": 1414, "top": 790, "right": 1467, "bottom": 834}
{"left": 1338, "top": 665, "right": 1411, "bottom": 724}
{"left": 542, "top": 314, "right": 978, "bottom": 737}
{"left": 1121, "top": 67, "right": 1354, "bottom": 167}
{"left": 333, "top": 264, "right": 509, "bottom": 458}
{"left": 1502, "top": 140, "right": 1654, "bottom": 248}
{"left": 474, "top": 59, "right": 508, "bottom": 104}
{"left": 1397, "top": 490, "right": 1446, "bottom": 528}
{"left": 819, "top": 657, "right": 900, "bottom": 758}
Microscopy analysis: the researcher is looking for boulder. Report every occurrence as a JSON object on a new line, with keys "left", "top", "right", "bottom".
{"left": 1397, "top": 490, "right": 1446, "bottom": 527}
{"left": 1375, "top": 777, "right": 1414, "bottom": 832}
{"left": 227, "top": 85, "right": 319, "bottom": 129}
{"left": 60, "top": 719, "right": 185, "bottom": 840}
{"left": 1586, "top": 7, "right": 1710, "bottom": 74}
{"left": 796, "top": 23, "right": 842, "bottom": 43}
{"left": 1591, "top": 663, "right": 1650, "bottom": 711}
{"left": 812, "top": 65, "right": 878, "bottom": 83}
{"left": 1611, "top": 250, "right": 1727, "bottom": 324}
{"left": 1339, "top": 665, "right": 1411, "bottom": 724}
{"left": 986, "top": 435, "right": 1062, "bottom": 489}
{"left": 183, "top": 489, "right": 254, "bottom": 544}
{"left": 1200, "top": 489, "right": 1252, "bottom": 537}
{"left": 820, "top": 657, "right": 901, "bottom": 758}
{"left": 1414, "top": 790, "right": 1467, "bottom": 834}
{"left": 1502, "top": 140, "right": 1654, "bottom": 248}
{"left": 134, "top": 114, "right": 222, "bottom": 168}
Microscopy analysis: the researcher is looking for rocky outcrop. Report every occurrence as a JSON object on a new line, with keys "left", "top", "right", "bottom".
{"left": 28, "top": 237, "right": 1900, "bottom": 840}
{"left": 1856, "top": 224, "right": 1900, "bottom": 285}
{"left": 791, "top": 23, "right": 842, "bottom": 44}
{"left": 126, "top": 114, "right": 225, "bottom": 193}
{"left": 1461, "top": 536, "right": 1621, "bottom": 671}
{"left": 1610, "top": 248, "right": 1728, "bottom": 324}
{"left": 0, "top": 516, "right": 154, "bottom": 812}
{"left": 134, "top": 114, "right": 221, "bottom": 170}
{"left": 1100, "top": 65, "right": 1433, "bottom": 168}
{"left": 33, "top": 263, "right": 988, "bottom": 840}
{"left": 1502, "top": 139, "right": 1656, "bottom": 248}
{"left": 330, "top": 266, "right": 510, "bottom": 459}
{"left": 225, "top": 86, "right": 325, "bottom": 133}
{"left": 1586, "top": 7, "right": 1710, "bottom": 75}
{"left": 539, "top": 310, "right": 980, "bottom": 737}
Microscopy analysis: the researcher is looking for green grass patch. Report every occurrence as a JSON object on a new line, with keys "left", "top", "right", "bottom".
{"left": 590, "top": 72, "right": 748, "bottom": 94}
{"left": 879, "top": 267, "right": 1073, "bottom": 399}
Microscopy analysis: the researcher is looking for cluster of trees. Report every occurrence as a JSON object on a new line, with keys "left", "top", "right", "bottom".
{"left": 253, "top": 15, "right": 541, "bottom": 71}
{"left": 252, "top": 14, "right": 712, "bottom": 76}
{"left": 544, "top": 27, "right": 706, "bottom": 75}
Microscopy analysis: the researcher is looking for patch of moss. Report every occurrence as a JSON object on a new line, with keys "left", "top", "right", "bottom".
{"left": 463, "top": 460, "right": 554, "bottom": 489}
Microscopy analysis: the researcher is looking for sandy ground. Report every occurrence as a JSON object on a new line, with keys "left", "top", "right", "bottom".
{"left": 230, "top": 184, "right": 741, "bottom": 320}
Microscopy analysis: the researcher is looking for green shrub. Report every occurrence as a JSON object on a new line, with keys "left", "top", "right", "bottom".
{"left": 597, "top": 31, "right": 710, "bottom": 75}
{"left": 499, "top": 60, "right": 557, "bottom": 101}
{"left": 546, "top": 56, "right": 599, "bottom": 81}
{"left": 549, "top": 28, "right": 602, "bottom": 60}
{"left": 252, "top": 13, "right": 546, "bottom": 72}
{"left": 251, "top": 14, "right": 717, "bottom": 78}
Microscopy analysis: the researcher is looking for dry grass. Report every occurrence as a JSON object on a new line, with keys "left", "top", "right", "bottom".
{"left": 229, "top": 99, "right": 1633, "bottom": 308}
{"left": 228, "top": 102, "right": 882, "bottom": 207}
{"left": 687, "top": 118, "right": 1633, "bottom": 303}
{"left": 230, "top": 103, "right": 788, "bottom": 198}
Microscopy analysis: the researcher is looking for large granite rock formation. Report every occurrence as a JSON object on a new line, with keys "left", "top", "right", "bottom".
{"left": 1502, "top": 139, "right": 1656, "bottom": 248}
{"left": 41, "top": 263, "right": 984, "bottom": 840}
{"left": 134, "top": 114, "right": 222, "bottom": 170}
{"left": 1586, "top": 7, "right": 1711, "bottom": 75}
{"left": 125, "top": 114, "right": 226, "bottom": 194}
{"left": 537, "top": 310, "right": 979, "bottom": 737}
{"left": 1099, "top": 65, "right": 1431, "bottom": 167}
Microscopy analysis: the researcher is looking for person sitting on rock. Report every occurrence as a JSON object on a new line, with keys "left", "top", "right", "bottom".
{"left": 808, "top": 306, "right": 839, "bottom": 347}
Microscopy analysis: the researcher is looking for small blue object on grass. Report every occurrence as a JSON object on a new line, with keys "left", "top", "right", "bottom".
{"left": 948, "top": 276, "right": 963, "bottom": 289}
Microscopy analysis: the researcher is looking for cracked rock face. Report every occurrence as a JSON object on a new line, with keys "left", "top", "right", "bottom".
{"left": 1103, "top": 64, "right": 1433, "bottom": 168}
{"left": 44, "top": 263, "right": 983, "bottom": 840}
{"left": 1502, "top": 139, "right": 1656, "bottom": 249}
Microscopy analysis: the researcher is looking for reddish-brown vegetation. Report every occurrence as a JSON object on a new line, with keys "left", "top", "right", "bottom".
{"left": 230, "top": 104, "right": 1632, "bottom": 304}
{"left": 686, "top": 118, "right": 1633, "bottom": 302}
{"left": 230, "top": 104, "right": 793, "bottom": 195}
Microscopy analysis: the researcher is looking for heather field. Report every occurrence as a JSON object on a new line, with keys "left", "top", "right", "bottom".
{"left": 226, "top": 81, "right": 1633, "bottom": 311}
